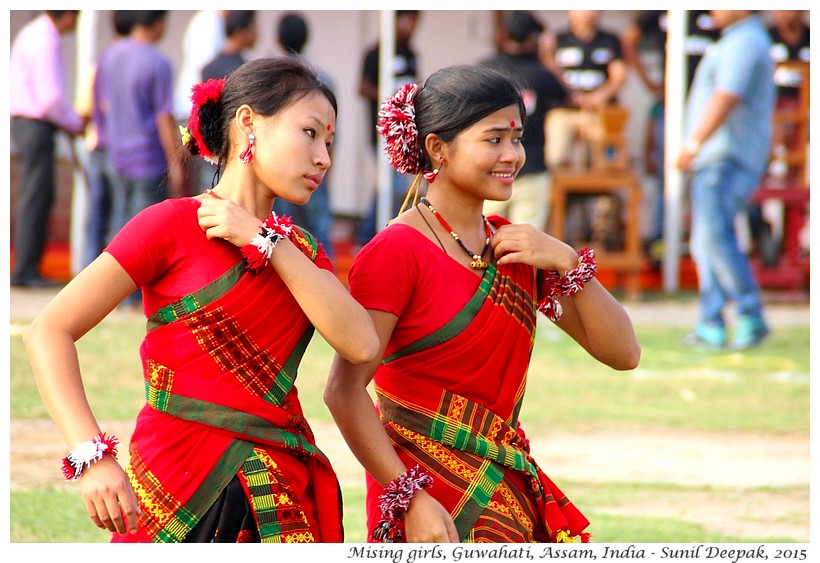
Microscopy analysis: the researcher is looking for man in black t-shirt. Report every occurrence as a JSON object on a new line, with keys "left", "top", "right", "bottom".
{"left": 541, "top": 10, "right": 626, "bottom": 171}
{"left": 201, "top": 11, "right": 257, "bottom": 82}
{"left": 540, "top": 11, "right": 627, "bottom": 249}
{"left": 768, "top": 10, "right": 810, "bottom": 103}
{"left": 483, "top": 10, "right": 567, "bottom": 231}
{"left": 357, "top": 10, "right": 420, "bottom": 245}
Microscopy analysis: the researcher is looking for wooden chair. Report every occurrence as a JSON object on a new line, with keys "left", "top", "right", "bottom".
{"left": 549, "top": 170, "right": 644, "bottom": 300}
{"left": 750, "top": 61, "right": 810, "bottom": 292}
{"left": 581, "top": 104, "right": 631, "bottom": 171}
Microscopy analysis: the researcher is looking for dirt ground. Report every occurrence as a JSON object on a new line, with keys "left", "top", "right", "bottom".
{"left": 9, "top": 287, "right": 810, "bottom": 542}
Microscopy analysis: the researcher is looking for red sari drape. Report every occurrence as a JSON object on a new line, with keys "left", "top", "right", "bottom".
{"left": 352, "top": 217, "right": 590, "bottom": 543}
{"left": 112, "top": 231, "right": 343, "bottom": 543}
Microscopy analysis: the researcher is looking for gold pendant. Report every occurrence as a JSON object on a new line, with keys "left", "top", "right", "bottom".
{"left": 470, "top": 257, "right": 489, "bottom": 269}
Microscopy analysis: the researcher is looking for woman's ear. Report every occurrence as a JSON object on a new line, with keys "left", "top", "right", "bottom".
{"left": 424, "top": 134, "right": 447, "bottom": 168}
{"left": 234, "top": 104, "right": 254, "bottom": 135}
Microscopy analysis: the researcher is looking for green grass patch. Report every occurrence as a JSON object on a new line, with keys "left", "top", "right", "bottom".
{"left": 10, "top": 486, "right": 116, "bottom": 543}
{"left": 11, "top": 316, "right": 808, "bottom": 434}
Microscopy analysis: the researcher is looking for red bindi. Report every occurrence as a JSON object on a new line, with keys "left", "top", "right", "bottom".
{"left": 510, "top": 121, "right": 516, "bottom": 128}
{"left": 327, "top": 124, "right": 331, "bottom": 131}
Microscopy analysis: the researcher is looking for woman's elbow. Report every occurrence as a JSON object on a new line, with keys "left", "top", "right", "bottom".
{"left": 22, "top": 316, "right": 49, "bottom": 354}
{"left": 341, "top": 334, "right": 380, "bottom": 365}
{"left": 610, "top": 341, "right": 642, "bottom": 371}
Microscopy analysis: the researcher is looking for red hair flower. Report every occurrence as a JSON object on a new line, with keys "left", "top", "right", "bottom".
{"left": 376, "top": 83, "right": 423, "bottom": 175}
{"left": 186, "top": 78, "right": 226, "bottom": 164}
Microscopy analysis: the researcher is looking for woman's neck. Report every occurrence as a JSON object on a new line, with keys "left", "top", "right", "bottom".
{"left": 423, "top": 186, "right": 486, "bottom": 233}
{"left": 211, "top": 167, "right": 273, "bottom": 220}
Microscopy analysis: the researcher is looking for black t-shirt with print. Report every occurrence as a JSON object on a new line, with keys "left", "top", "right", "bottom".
{"left": 768, "top": 24, "right": 810, "bottom": 99}
{"left": 554, "top": 29, "right": 623, "bottom": 98}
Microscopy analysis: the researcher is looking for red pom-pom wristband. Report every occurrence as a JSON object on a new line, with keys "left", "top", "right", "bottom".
{"left": 240, "top": 211, "right": 294, "bottom": 272}
{"left": 537, "top": 248, "right": 597, "bottom": 322}
{"left": 371, "top": 464, "right": 433, "bottom": 543}
{"left": 61, "top": 432, "right": 119, "bottom": 481}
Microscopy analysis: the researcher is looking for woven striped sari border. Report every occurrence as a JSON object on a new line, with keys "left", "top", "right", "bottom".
{"left": 147, "top": 392, "right": 326, "bottom": 462}
{"left": 147, "top": 262, "right": 245, "bottom": 332}
{"left": 382, "top": 263, "right": 496, "bottom": 364}
{"left": 154, "top": 439, "right": 254, "bottom": 542}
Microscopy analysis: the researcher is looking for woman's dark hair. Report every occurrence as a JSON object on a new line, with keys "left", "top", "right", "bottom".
{"left": 191, "top": 56, "right": 337, "bottom": 163}
{"left": 414, "top": 64, "right": 525, "bottom": 170}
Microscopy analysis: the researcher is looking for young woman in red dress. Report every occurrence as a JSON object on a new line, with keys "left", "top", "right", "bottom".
{"left": 24, "top": 57, "right": 379, "bottom": 543}
{"left": 324, "top": 64, "right": 641, "bottom": 543}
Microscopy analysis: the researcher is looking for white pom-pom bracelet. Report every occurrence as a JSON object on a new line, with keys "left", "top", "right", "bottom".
{"left": 61, "top": 432, "right": 120, "bottom": 481}
{"left": 240, "top": 211, "right": 294, "bottom": 272}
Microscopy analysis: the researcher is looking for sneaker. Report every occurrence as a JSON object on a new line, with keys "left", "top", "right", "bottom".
{"left": 730, "top": 317, "right": 770, "bottom": 350}
{"left": 682, "top": 323, "right": 726, "bottom": 349}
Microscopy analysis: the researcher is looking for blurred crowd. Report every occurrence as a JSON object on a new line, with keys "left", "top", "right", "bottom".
{"left": 10, "top": 10, "right": 809, "bottom": 289}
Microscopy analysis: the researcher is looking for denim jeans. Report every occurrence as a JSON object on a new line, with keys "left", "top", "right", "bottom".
{"left": 109, "top": 172, "right": 167, "bottom": 308}
{"left": 82, "top": 149, "right": 115, "bottom": 268}
{"left": 649, "top": 106, "right": 665, "bottom": 242}
{"left": 689, "top": 159, "right": 764, "bottom": 327}
{"left": 110, "top": 173, "right": 167, "bottom": 236}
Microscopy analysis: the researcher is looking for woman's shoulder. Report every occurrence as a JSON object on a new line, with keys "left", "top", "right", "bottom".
{"left": 359, "top": 222, "right": 427, "bottom": 256}
{"left": 119, "top": 197, "right": 201, "bottom": 239}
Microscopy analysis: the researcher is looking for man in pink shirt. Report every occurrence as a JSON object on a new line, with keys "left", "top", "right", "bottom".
{"left": 11, "top": 10, "right": 86, "bottom": 287}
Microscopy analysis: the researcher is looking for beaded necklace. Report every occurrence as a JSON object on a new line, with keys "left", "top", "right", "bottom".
{"left": 419, "top": 197, "right": 491, "bottom": 270}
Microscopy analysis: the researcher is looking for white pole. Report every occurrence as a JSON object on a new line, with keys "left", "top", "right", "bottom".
{"left": 376, "top": 10, "right": 396, "bottom": 233}
{"left": 662, "top": 9, "right": 688, "bottom": 294}
{"left": 70, "top": 10, "right": 98, "bottom": 276}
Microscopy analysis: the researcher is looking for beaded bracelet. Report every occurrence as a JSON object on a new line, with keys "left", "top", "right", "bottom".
{"left": 371, "top": 465, "right": 434, "bottom": 543}
{"left": 61, "top": 432, "right": 119, "bottom": 481}
{"left": 537, "top": 248, "right": 597, "bottom": 322}
{"left": 241, "top": 211, "right": 294, "bottom": 272}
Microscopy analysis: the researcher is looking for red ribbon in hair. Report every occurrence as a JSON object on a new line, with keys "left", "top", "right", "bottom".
{"left": 187, "top": 78, "right": 226, "bottom": 162}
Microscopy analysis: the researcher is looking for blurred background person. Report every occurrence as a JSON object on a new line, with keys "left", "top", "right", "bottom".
{"left": 483, "top": 10, "right": 567, "bottom": 232}
{"left": 198, "top": 10, "right": 258, "bottom": 191}
{"left": 272, "top": 12, "right": 335, "bottom": 260}
{"left": 10, "top": 10, "right": 85, "bottom": 288}
{"left": 540, "top": 10, "right": 627, "bottom": 249}
{"left": 173, "top": 10, "right": 227, "bottom": 199}
{"left": 676, "top": 10, "right": 775, "bottom": 350}
{"left": 356, "top": 10, "right": 420, "bottom": 247}
{"left": 77, "top": 11, "right": 136, "bottom": 269}
{"left": 95, "top": 10, "right": 184, "bottom": 309}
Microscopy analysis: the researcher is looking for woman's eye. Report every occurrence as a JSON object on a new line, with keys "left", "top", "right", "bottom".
{"left": 305, "top": 128, "right": 316, "bottom": 138}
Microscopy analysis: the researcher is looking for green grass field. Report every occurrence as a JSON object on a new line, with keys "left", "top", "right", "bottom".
{"left": 9, "top": 308, "right": 810, "bottom": 543}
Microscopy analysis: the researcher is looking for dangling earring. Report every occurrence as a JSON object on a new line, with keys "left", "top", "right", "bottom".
{"left": 239, "top": 132, "right": 255, "bottom": 164}
{"left": 423, "top": 159, "right": 444, "bottom": 183}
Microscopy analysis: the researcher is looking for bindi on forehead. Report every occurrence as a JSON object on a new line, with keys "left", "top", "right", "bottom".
{"left": 510, "top": 121, "right": 516, "bottom": 128}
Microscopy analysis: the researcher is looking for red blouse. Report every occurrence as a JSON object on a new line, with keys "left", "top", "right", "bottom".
{"left": 105, "top": 197, "right": 332, "bottom": 317}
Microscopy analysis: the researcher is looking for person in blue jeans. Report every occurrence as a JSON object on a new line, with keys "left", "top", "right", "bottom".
{"left": 676, "top": 10, "right": 775, "bottom": 350}
{"left": 272, "top": 12, "right": 335, "bottom": 259}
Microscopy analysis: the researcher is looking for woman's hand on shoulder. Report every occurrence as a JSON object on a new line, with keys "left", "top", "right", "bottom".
{"left": 491, "top": 223, "right": 578, "bottom": 273}
{"left": 404, "top": 490, "right": 459, "bottom": 543}
{"left": 196, "top": 196, "right": 261, "bottom": 248}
